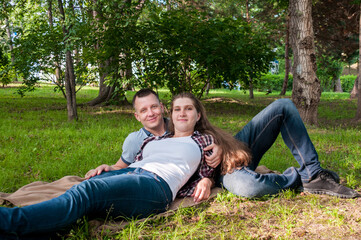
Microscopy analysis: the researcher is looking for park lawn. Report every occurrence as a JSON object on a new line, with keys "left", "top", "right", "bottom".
{"left": 0, "top": 84, "right": 361, "bottom": 239}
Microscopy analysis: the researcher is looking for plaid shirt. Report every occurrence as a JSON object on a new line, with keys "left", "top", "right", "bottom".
{"left": 134, "top": 131, "right": 215, "bottom": 197}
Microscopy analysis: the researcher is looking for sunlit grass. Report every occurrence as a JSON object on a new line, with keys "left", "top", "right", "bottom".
{"left": 1, "top": 84, "right": 361, "bottom": 239}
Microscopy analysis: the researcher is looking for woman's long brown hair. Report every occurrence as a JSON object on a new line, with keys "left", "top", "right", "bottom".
{"left": 169, "top": 92, "right": 252, "bottom": 174}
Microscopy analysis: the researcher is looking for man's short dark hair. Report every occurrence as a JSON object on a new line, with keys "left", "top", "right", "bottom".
{"left": 132, "top": 89, "right": 160, "bottom": 108}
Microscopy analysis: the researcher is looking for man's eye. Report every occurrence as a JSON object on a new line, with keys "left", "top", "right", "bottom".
{"left": 140, "top": 109, "right": 146, "bottom": 113}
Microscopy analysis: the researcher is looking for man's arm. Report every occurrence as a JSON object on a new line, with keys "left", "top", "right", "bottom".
{"left": 204, "top": 143, "right": 222, "bottom": 168}
{"left": 85, "top": 131, "right": 145, "bottom": 179}
{"left": 85, "top": 158, "right": 129, "bottom": 179}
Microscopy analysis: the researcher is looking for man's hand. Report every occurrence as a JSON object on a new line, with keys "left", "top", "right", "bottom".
{"left": 85, "top": 158, "right": 129, "bottom": 179}
{"left": 192, "top": 178, "right": 213, "bottom": 202}
{"left": 85, "top": 164, "right": 114, "bottom": 179}
{"left": 204, "top": 143, "right": 222, "bottom": 168}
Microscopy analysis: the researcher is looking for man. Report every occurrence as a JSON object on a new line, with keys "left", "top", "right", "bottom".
{"left": 87, "top": 89, "right": 359, "bottom": 199}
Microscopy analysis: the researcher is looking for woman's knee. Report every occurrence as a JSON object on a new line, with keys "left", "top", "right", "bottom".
{"left": 221, "top": 172, "right": 271, "bottom": 198}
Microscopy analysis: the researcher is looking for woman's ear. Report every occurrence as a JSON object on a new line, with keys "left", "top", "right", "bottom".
{"left": 197, "top": 113, "right": 201, "bottom": 121}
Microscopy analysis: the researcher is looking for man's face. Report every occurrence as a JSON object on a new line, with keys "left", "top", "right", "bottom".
{"left": 134, "top": 94, "right": 164, "bottom": 132}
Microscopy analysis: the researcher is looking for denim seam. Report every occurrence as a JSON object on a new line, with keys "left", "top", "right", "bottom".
{"left": 250, "top": 113, "right": 283, "bottom": 149}
{"left": 282, "top": 118, "right": 312, "bottom": 182}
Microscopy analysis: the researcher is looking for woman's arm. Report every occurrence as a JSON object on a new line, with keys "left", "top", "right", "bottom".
{"left": 177, "top": 133, "right": 216, "bottom": 199}
{"left": 191, "top": 177, "right": 214, "bottom": 202}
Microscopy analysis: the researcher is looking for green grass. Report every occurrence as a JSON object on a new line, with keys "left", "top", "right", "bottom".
{"left": 1, "top": 84, "right": 361, "bottom": 239}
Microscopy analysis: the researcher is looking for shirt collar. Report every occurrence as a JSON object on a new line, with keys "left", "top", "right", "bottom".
{"left": 142, "top": 118, "right": 169, "bottom": 137}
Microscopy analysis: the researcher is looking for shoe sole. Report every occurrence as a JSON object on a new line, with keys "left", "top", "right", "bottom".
{"left": 303, "top": 188, "right": 360, "bottom": 199}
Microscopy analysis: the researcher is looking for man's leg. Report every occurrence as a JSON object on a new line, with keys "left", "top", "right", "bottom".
{"left": 0, "top": 168, "right": 172, "bottom": 236}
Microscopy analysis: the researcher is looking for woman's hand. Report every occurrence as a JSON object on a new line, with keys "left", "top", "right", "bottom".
{"left": 85, "top": 164, "right": 113, "bottom": 179}
{"left": 192, "top": 178, "right": 213, "bottom": 202}
{"left": 204, "top": 143, "right": 222, "bottom": 168}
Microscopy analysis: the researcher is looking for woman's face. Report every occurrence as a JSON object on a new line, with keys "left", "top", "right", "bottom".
{"left": 172, "top": 97, "right": 200, "bottom": 136}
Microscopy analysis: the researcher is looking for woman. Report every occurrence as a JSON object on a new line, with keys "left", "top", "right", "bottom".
{"left": 0, "top": 92, "right": 250, "bottom": 236}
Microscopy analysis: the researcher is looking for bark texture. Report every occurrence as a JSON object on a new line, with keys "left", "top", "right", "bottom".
{"left": 334, "top": 78, "right": 343, "bottom": 92}
{"left": 280, "top": 14, "right": 290, "bottom": 96}
{"left": 351, "top": 76, "right": 358, "bottom": 99}
{"left": 357, "top": 3, "right": 361, "bottom": 120}
{"left": 289, "top": 0, "right": 321, "bottom": 125}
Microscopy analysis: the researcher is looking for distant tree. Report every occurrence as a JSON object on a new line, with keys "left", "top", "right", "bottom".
{"left": 289, "top": 0, "right": 321, "bottom": 125}
{"left": 313, "top": 0, "right": 359, "bottom": 62}
{"left": 133, "top": 8, "right": 274, "bottom": 97}
{"left": 58, "top": 0, "right": 77, "bottom": 121}
{"left": 316, "top": 53, "right": 343, "bottom": 92}
{"left": 313, "top": 0, "right": 359, "bottom": 94}
{"left": 86, "top": 0, "right": 146, "bottom": 106}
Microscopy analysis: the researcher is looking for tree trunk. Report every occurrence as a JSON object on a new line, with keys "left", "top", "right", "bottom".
{"left": 47, "top": 0, "right": 62, "bottom": 88}
{"left": 289, "top": 0, "right": 321, "bottom": 125}
{"left": 87, "top": 59, "right": 115, "bottom": 106}
{"left": 206, "top": 82, "right": 210, "bottom": 95}
{"left": 249, "top": 78, "right": 254, "bottom": 99}
{"left": 86, "top": 1, "right": 113, "bottom": 106}
{"left": 351, "top": 76, "right": 358, "bottom": 99}
{"left": 65, "top": 51, "right": 78, "bottom": 121}
{"left": 333, "top": 78, "right": 343, "bottom": 92}
{"left": 3, "top": 3, "right": 14, "bottom": 65}
{"left": 3, "top": 2, "right": 17, "bottom": 81}
{"left": 356, "top": 2, "right": 361, "bottom": 120}
{"left": 280, "top": 13, "right": 290, "bottom": 96}
{"left": 58, "top": 0, "right": 78, "bottom": 121}
{"left": 87, "top": 0, "right": 144, "bottom": 106}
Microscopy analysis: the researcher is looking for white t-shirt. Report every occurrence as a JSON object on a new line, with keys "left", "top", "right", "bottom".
{"left": 129, "top": 136, "right": 201, "bottom": 200}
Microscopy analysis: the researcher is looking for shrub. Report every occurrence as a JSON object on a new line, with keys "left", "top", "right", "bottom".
{"left": 0, "top": 48, "right": 13, "bottom": 87}
{"left": 340, "top": 75, "right": 356, "bottom": 92}
{"left": 254, "top": 73, "right": 293, "bottom": 92}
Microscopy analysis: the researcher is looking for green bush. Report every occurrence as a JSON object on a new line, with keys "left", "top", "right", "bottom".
{"left": 340, "top": 75, "right": 356, "bottom": 92}
{"left": 254, "top": 73, "right": 293, "bottom": 92}
{"left": 0, "top": 48, "right": 13, "bottom": 87}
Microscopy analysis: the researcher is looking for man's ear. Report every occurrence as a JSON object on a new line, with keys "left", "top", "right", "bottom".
{"left": 134, "top": 112, "right": 141, "bottom": 122}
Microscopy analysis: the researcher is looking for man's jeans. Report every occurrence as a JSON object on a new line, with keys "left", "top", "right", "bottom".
{"left": 220, "top": 98, "right": 323, "bottom": 197}
{"left": 0, "top": 168, "right": 172, "bottom": 235}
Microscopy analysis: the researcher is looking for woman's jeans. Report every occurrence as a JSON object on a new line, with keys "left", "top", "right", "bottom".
{"left": 220, "top": 99, "right": 323, "bottom": 198}
{"left": 0, "top": 168, "right": 172, "bottom": 235}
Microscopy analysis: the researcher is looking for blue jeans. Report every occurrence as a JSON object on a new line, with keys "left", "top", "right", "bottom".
{"left": 220, "top": 99, "right": 323, "bottom": 197}
{"left": 0, "top": 168, "right": 172, "bottom": 235}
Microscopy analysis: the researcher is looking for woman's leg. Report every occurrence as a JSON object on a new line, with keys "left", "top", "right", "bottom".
{"left": 220, "top": 167, "right": 301, "bottom": 198}
{"left": 234, "top": 98, "right": 321, "bottom": 181}
{"left": 0, "top": 168, "right": 172, "bottom": 235}
{"left": 221, "top": 99, "right": 322, "bottom": 197}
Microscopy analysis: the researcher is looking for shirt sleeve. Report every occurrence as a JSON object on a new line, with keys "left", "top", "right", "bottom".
{"left": 121, "top": 132, "right": 145, "bottom": 165}
{"left": 177, "top": 133, "right": 216, "bottom": 197}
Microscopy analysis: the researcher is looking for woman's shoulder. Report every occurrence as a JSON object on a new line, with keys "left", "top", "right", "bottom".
{"left": 192, "top": 131, "right": 214, "bottom": 144}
